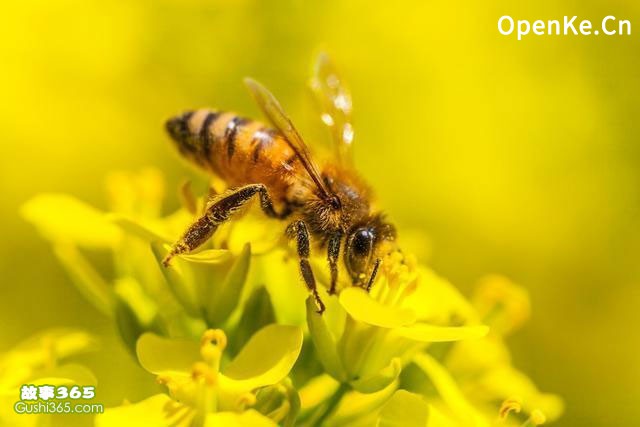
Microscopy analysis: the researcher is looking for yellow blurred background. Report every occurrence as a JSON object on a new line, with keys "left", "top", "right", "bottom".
{"left": 1, "top": 0, "right": 639, "bottom": 425}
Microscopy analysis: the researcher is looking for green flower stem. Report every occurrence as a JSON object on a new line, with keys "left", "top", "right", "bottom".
{"left": 308, "top": 382, "right": 349, "bottom": 426}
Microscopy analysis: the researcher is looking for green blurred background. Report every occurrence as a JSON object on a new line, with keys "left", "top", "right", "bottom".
{"left": 1, "top": 1, "right": 639, "bottom": 425}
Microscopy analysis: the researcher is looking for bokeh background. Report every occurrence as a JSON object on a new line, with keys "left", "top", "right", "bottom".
{"left": 1, "top": 1, "right": 639, "bottom": 425}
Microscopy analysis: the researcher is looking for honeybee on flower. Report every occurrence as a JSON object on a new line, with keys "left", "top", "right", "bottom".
{"left": 20, "top": 53, "right": 563, "bottom": 427}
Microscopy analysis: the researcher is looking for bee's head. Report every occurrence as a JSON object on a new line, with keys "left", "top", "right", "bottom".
{"left": 344, "top": 215, "right": 396, "bottom": 285}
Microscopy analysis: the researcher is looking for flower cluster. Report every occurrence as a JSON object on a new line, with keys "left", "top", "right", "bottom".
{"left": 18, "top": 169, "right": 563, "bottom": 426}
{"left": 0, "top": 329, "right": 96, "bottom": 426}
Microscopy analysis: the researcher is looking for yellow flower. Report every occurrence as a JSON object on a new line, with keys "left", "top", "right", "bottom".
{"left": 400, "top": 276, "right": 563, "bottom": 426}
{"left": 0, "top": 329, "right": 96, "bottom": 427}
{"left": 96, "top": 325, "right": 302, "bottom": 427}
{"left": 300, "top": 250, "right": 489, "bottom": 424}
{"left": 21, "top": 170, "right": 265, "bottom": 353}
{"left": 22, "top": 169, "right": 563, "bottom": 426}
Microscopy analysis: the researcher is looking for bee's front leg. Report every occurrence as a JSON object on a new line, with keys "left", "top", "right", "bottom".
{"left": 163, "top": 183, "right": 286, "bottom": 266}
{"left": 287, "top": 220, "right": 325, "bottom": 314}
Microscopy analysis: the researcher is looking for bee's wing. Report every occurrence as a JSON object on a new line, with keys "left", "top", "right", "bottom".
{"left": 309, "top": 52, "right": 354, "bottom": 165}
{"left": 244, "top": 77, "right": 333, "bottom": 200}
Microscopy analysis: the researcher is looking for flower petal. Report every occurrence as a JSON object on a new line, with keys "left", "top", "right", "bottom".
{"left": 475, "top": 366, "right": 564, "bottom": 422}
{"left": 325, "top": 380, "right": 397, "bottom": 426}
{"left": 403, "top": 267, "right": 478, "bottom": 324}
{"left": 10, "top": 328, "right": 96, "bottom": 359}
{"left": 472, "top": 275, "right": 531, "bottom": 336}
{"left": 27, "top": 364, "right": 97, "bottom": 387}
{"left": 306, "top": 297, "right": 347, "bottom": 382}
{"left": 339, "top": 287, "right": 416, "bottom": 328}
{"left": 250, "top": 250, "right": 308, "bottom": 326}
{"left": 109, "top": 213, "right": 171, "bottom": 243}
{"left": 224, "top": 324, "right": 303, "bottom": 390}
{"left": 205, "top": 410, "right": 278, "bottom": 427}
{"left": 136, "top": 333, "right": 200, "bottom": 375}
{"left": 225, "top": 213, "right": 283, "bottom": 255}
{"left": 395, "top": 323, "right": 489, "bottom": 342}
{"left": 95, "top": 394, "right": 194, "bottom": 427}
{"left": 21, "top": 194, "right": 122, "bottom": 247}
{"left": 52, "top": 244, "right": 114, "bottom": 316}
{"left": 298, "top": 374, "right": 340, "bottom": 415}
{"left": 227, "top": 287, "right": 276, "bottom": 357}
{"left": 180, "top": 249, "right": 233, "bottom": 264}
{"left": 378, "top": 390, "right": 430, "bottom": 427}
{"left": 413, "top": 353, "right": 490, "bottom": 427}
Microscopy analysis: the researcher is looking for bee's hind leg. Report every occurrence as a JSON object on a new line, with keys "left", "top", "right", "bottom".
{"left": 162, "top": 183, "right": 288, "bottom": 266}
{"left": 286, "top": 220, "right": 325, "bottom": 314}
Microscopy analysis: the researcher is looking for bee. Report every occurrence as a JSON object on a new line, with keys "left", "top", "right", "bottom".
{"left": 163, "top": 53, "right": 397, "bottom": 313}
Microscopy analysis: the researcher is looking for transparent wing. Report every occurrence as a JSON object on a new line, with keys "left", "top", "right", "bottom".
{"left": 309, "top": 52, "right": 354, "bottom": 165}
{"left": 244, "top": 77, "right": 333, "bottom": 200}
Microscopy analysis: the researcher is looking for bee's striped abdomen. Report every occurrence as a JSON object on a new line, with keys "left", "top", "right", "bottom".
{"left": 166, "top": 109, "right": 301, "bottom": 201}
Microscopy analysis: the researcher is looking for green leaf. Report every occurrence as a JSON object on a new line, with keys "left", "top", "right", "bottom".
{"left": 21, "top": 193, "right": 122, "bottom": 247}
{"left": 95, "top": 394, "right": 194, "bottom": 427}
{"left": 136, "top": 333, "right": 201, "bottom": 375}
{"left": 349, "top": 357, "right": 401, "bottom": 393}
{"left": 378, "top": 390, "right": 430, "bottom": 427}
{"left": 339, "top": 287, "right": 416, "bottom": 328}
{"left": 306, "top": 297, "right": 347, "bottom": 382}
{"left": 396, "top": 323, "right": 489, "bottom": 342}
{"left": 205, "top": 243, "right": 251, "bottom": 326}
{"left": 224, "top": 324, "right": 303, "bottom": 389}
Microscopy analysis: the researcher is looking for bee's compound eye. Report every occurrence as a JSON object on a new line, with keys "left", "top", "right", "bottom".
{"left": 346, "top": 228, "right": 374, "bottom": 279}
{"left": 352, "top": 229, "right": 374, "bottom": 256}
